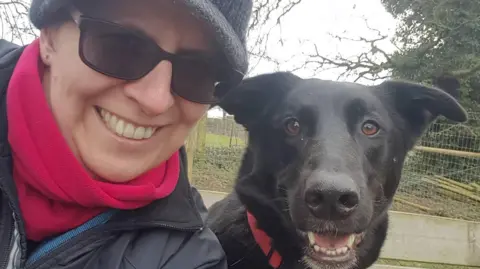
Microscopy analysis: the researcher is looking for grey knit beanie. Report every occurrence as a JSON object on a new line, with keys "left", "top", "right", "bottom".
{"left": 29, "top": 0, "right": 252, "bottom": 83}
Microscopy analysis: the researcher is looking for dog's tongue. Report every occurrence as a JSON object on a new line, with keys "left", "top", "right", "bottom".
{"left": 314, "top": 234, "right": 350, "bottom": 248}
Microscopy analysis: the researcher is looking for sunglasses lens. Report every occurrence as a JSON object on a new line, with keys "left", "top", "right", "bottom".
{"left": 80, "top": 19, "right": 158, "bottom": 80}
{"left": 172, "top": 57, "right": 217, "bottom": 104}
{"left": 78, "top": 17, "right": 220, "bottom": 104}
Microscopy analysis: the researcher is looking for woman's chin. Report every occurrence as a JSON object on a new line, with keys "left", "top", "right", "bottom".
{"left": 80, "top": 152, "right": 157, "bottom": 183}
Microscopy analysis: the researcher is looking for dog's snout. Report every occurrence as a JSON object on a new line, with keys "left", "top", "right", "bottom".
{"left": 304, "top": 173, "right": 360, "bottom": 220}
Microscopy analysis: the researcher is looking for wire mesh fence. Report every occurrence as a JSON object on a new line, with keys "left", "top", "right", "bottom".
{"left": 393, "top": 111, "right": 480, "bottom": 221}
{"left": 189, "top": 112, "right": 480, "bottom": 221}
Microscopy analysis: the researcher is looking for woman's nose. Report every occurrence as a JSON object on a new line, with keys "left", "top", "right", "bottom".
{"left": 124, "top": 60, "right": 175, "bottom": 116}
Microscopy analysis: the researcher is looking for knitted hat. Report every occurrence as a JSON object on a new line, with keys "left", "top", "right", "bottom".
{"left": 29, "top": 0, "right": 252, "bottom": 84}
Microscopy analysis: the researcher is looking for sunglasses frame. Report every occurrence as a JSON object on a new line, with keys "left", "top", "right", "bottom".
{"left": 74, "top": 15, "right": 243, "bottom": 104}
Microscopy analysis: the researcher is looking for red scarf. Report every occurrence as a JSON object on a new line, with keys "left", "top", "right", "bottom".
{"left": 7, "top": 39, "right": 180, "bottom": 242}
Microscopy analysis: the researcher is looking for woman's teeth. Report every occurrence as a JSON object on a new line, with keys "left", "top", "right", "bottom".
{"left": 99, "top": 108, "right": 157, "bottom": 140}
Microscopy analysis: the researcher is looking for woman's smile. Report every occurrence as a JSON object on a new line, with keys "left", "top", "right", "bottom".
{"left": 96, "top": 106, "right": 160, "bottom": 140}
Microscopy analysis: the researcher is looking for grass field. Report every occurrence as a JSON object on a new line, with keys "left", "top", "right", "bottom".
{"left": 205, "top": 133, "right": 246, "bottom": 147}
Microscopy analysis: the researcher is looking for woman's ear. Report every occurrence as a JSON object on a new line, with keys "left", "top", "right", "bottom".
{"left": 39, "top": 27, "right": 59, "bottom": 66}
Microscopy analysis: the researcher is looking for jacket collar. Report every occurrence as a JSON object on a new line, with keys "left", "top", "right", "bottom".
{"left": 0, "top": 41, "right": 204, "bottom": 232}
{"left": 0, "top": 40, "right": 23, "bottom": 158}
{"left": 109, "top": 146, "right": 205, "bottom": 230}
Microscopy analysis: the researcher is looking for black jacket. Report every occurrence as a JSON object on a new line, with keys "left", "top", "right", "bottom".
{"left": 0, "top": 39, "right": 227, "bottom": 269}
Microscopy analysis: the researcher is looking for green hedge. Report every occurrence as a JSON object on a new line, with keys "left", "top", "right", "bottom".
{"left": 191, "top": 146, "right": 244, "bottom": 192}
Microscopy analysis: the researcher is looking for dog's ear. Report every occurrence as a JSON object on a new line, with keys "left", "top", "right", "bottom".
{"left": 217, "top": 72, "right": 301, "bottom": 126}
{"left": 375, "top": 79, "right": 467, "bottom": 140}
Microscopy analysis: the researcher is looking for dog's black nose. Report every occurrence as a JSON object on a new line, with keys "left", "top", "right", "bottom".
{"left": 304, "top": 174, "right": 360, "bottom": 220}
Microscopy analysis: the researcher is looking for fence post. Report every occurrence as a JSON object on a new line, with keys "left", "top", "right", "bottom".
{"left": 185, "top": 124, "right": 198, "bottom": 184}
{"left": 196, "top": 115, "right": 207, "bottom": 157}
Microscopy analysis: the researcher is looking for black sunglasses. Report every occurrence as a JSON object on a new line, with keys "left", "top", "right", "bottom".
{"left": 73, "top": 15, "right": 239, "bottom": 104}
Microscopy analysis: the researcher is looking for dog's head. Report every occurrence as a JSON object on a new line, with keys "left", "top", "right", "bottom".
{"left": 218, "top": 72, "right": 467, "bottom": 269}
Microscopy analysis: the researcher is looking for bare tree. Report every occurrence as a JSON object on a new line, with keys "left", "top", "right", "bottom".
{"left": 0, "top": 0, "right": 38, "bottom": 44}
{"left": 294, "top": 10, "right": 480, "bottom": 84}
{"left": 290, "top": 19, "right": 394, "bottom": 83}
{"left": 245, "top": 0, "right": 304, "bottom": 75}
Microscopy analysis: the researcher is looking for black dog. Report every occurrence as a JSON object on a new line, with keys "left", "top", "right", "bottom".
{"left": 206, "top": 72, "right": 467, "bottom": 269}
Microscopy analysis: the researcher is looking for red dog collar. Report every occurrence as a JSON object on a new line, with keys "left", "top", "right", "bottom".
{"left": 247, "top": 211, "right": 283, "bottom": 268}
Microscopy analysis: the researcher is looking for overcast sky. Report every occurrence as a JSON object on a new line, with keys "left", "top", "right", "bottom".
{"left": 249, "top": 0, "right": 397, "bottom": 78}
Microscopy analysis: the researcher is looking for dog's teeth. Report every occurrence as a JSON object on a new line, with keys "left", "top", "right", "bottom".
{"left": 307, "top": 232, "right": 316, "bottom": 246}
{"left": 326, "top": 250, "right": 336, "bottom": 256}
{"left": 347, "top": 234, "right": 356, "bottom": 248}
{"left": 314, "top": 246, "right": 350, "bottom": 256}
{"left": 337, "top": 247, "right": 348, "bottom": 255}
{"left": 309, "top": 233, "right": 356, "bottom": 256}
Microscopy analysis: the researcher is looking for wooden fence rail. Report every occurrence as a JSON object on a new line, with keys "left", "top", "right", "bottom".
{"left": 414, "top": 146, "right": 480, "bottom": 158}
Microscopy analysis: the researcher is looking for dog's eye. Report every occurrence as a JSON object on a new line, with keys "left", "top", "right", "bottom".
{"left": 284, "top": 118, "right": 301, "bottom": 136}
{"left": 361, "top": 121, "right": 380, "bottom": 136}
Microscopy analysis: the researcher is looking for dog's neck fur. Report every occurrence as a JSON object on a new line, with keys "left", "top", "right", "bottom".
{"left": 236, "top": 147, "right": 304, "bottom": 267}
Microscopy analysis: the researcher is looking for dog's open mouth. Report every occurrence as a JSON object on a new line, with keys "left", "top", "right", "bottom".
{"left": 304, "top": 231, "right": 364, "bottom": 263}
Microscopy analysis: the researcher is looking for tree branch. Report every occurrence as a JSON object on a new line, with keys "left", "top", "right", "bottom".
{"left": 246, "top": 0, "right": 305, "bottom": 75}
{"left": 452, "top": 62, "right": 480, "bottom": 78}
{"left": 302, "top": 33, "right": 393, "bottom": 81}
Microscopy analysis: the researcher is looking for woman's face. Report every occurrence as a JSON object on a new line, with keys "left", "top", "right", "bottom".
{"left": 39, "top": 0, "right": 215, "bottom": 182}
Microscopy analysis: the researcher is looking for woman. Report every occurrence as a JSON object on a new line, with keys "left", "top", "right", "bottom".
{"left": 0, "top": 0, "right": 252, "bottom": 268}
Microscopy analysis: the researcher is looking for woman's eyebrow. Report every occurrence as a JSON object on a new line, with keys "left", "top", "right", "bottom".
{"left": 111, "top": 20, "right": 216, "bottom": 58}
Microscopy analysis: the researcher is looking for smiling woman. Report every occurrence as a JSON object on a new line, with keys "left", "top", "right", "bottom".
{"left": 40, "top": 0, "right": 230, "bottom": 183}
{"left": 0, "top": 0, "right": 252, "bottom": 268}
